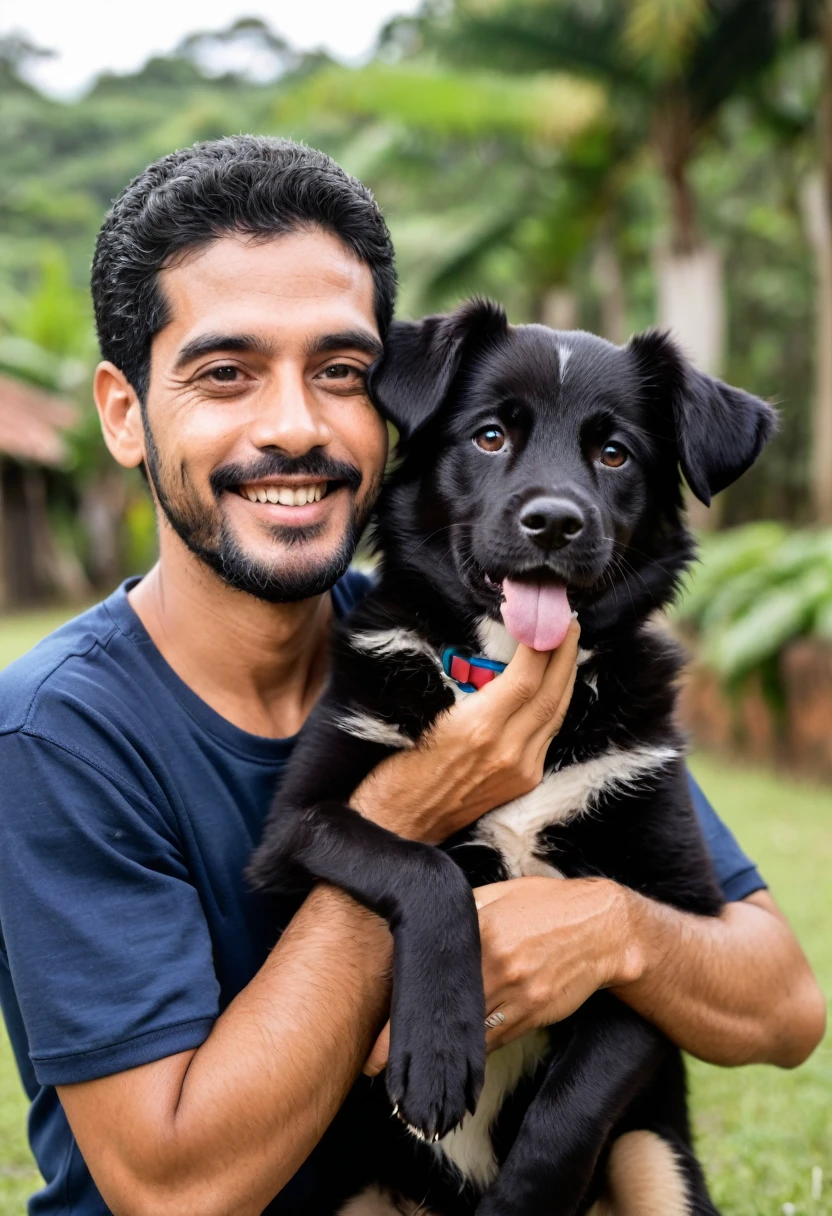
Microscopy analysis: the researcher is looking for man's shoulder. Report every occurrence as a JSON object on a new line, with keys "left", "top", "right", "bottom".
{"left": 0, "top": 595, "right": 125, "bottom": 738}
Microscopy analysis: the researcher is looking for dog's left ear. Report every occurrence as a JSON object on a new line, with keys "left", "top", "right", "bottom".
{"left": 369, "top": 298, "right": 509, "bottom": 440}
{"left": 630, "top": 331, "right": 779, "bottom": 506}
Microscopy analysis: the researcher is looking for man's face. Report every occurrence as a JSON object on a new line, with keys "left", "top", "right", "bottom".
{"left": 142, "top": 228, "right": 388, "bottom": 601}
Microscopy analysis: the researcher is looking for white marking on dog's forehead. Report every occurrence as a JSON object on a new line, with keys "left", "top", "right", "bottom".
{"left": 557, "top": 343, "right": 572, "bottom": 382}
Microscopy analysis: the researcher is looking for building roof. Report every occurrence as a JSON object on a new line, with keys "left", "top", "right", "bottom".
{"left": 0, "top": 374, "right": 80, "bottom": 467}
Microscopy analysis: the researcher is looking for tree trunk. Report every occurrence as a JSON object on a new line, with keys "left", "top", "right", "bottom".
{"left": 539, "top": 287, "right": 578, "bottom": 332}
{"left": 804, "top": 3, "right": 832, "bottom": 525}
{"left": 22, "top": 467, "right": 89, "bottom": 603}
{"left": 802, "top": 174, "right": 832, "bottom": 525}
{"left": 655, "top": 241, "right": 725, "bottom": 377}
{"left": 654, "top": 141, "right": 726, "bottom": 530}
{"left": 79, "top": 470, "right": 129, "bottom": 590}
{"left": 593, "top": 238, "right": 627, "bottom": 345}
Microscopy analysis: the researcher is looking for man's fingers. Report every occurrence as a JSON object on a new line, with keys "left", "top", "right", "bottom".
{"left": 518, "top": 619, "right": 581, "bottom": 732}
{"left": 362, "top": 1021, "right": 390, "bottom": 1076}
{"left": 533, "top": 652, "right": 579, "bottom": 747}
{"left": 481, "top": 643, "right": 550, "bottom": 715}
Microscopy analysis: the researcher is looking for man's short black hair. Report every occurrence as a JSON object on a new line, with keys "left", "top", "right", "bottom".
{"left": 91, "top": 135, "right": 397, "bottom": 400}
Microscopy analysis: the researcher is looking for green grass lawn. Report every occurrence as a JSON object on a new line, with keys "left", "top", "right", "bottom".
{"left": 0, "top": 610, "right": 829, "bottom": 1214}
{"left": 0, "top": 604, "right": 88, "bottom": 672}
{"left": 687, "top": 755, "right": 832, "bottom": 1216}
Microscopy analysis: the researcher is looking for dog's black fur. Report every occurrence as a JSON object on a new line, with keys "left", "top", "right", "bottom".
{"left": 249, "top": 301, "right": 776, "bottom": 1216}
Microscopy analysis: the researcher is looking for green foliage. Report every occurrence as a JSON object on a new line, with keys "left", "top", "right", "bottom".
{"left": 276, "top": 62, "right": 605, "bottom": 144}
{"left": 0, "top": 4, "right": 827, "bottom": 548}
{"left": 13, "top": 246, "right": 93, "bottom": 359}
{"left": 675, "top": 525, "right": 832, "bottom": 681}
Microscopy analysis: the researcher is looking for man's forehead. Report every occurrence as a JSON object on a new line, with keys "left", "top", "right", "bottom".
{"left": 156, "top": 229, "right": 378, "bottom": 348}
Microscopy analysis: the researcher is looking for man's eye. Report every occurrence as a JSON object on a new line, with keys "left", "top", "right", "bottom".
{"left": 474, "top": 425, "right": 507, "bottom": 454}
{"left": 207, "top": 366, "right": 240, "bottom": 383}
{"left": 322, "top": 363, "right": 360, "bottom": 380}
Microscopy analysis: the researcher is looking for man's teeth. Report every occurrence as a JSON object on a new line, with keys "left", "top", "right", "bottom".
{"left": 241, "top": 484, "right": 325, "bottom": 506}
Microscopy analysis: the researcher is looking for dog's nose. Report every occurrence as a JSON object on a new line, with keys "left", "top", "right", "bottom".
{"left": 519, "top": 497, "right": 585, "bottom": 549}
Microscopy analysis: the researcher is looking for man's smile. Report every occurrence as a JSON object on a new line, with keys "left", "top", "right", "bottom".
{"left": 237, "top": 479, "right": 329, "bottom": 506}
{"left": 229, "top": 476, "right": 351, "bottom": 526}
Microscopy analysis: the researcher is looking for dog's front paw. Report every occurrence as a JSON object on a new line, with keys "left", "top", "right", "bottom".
{"left": 385, "top": 984, "right": 486, "bottom": 1141}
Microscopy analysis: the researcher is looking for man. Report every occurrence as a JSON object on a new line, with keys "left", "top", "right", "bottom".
{"left": 0, "top": 136, "right": 824, "bottom": 1216}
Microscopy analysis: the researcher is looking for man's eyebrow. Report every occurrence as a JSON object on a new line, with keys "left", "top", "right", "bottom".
{"left": 305, "top": 330, "right": 384, "bottom": 360}
{"left": 173, "top": 333, "right": 277, "bottom": 371}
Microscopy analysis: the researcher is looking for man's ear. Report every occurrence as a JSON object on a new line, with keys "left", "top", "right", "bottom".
{"left": 629, "top": 331, "right": 779, "bottom": 506}
{"left": 93, "top": 361, "right": 146, "bottom": 470}
{"left": 368, "top": 298, "right": 509, "bottom": 440}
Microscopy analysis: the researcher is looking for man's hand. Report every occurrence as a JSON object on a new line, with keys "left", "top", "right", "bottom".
{"left": 353, "top": 621, "right": 580, "bottom": 844}
{"left": 365, "top": 876, "right": 629, "bottom": 1074}
{"left": 364, "top": 876, "right": 826, "bottom": 1075}
{"left": 474, "top": 877, "right": 636, "bottom": 1049}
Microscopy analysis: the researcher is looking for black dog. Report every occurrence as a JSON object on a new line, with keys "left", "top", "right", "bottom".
{"left": 250, "top": 300, "right": 776, "bottom": 1216}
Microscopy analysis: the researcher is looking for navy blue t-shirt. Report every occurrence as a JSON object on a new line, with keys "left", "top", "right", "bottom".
{"left": 0, "top": 575, "right": 765, "bottom": 1214}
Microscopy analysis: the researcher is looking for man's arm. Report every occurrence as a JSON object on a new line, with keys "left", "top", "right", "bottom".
{"left": 60, "top": 887, "right": 391, "bottom": 1216}
{"left": 422, "top": 877, "right": 825, "bottom": 1071}
{"left": 615, "top": 885, "right": 826, "bottom": 1067}
{"left": 57, "top": 638, "right": 580, "bottom": 1216}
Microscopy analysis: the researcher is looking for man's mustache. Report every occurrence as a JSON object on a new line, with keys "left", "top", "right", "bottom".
{"left": 211, "top": 450, "right": 363, "bottom": 498}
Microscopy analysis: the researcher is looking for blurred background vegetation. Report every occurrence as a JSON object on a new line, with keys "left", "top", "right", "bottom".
{"left": 0, "top": 4, "right": 831, "bottom": 1212}
{"left": 1, "top": 3, "right": 832, "bottom": 655}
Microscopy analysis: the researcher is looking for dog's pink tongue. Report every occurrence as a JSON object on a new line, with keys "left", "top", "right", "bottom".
{"left": 501, "top": 580, "right": 572, "bottom": 651}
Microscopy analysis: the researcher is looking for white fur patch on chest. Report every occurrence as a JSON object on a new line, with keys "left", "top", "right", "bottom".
{"left": 476, "top": 617, "right": 520, "bottom": 665}
{"left": 434, "top": 1029, "right": 550, "bottom": 1189}
{"left": 334, "top": 710, "right": 416, "bottom": 750}
{"left": 351, "top": 627, "right": 442, "bottom": 667}
{"left": 350, "top": 626, "right": 463, "bottom": 703}
{"left": 473, "top": 745, "right": 679, "bottom": 879}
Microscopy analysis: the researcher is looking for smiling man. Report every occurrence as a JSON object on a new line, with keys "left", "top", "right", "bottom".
{"left": 0, "top": 136, "right": 824, "bottom": 1216}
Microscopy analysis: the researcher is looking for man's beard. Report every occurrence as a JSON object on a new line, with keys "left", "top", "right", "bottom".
{"left": 142, "top": 416, "right": 377, "bottom": 603}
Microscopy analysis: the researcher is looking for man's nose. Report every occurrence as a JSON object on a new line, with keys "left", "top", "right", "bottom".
{"left": 519, "top": 496, "right": 585, "bottom": 550}
{"left": 248, "top": 371, "right": 332, "bottom": 455}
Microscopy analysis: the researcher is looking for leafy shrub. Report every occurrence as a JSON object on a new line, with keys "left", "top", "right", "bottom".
{"left": 673, "top": 524, "right": 832, "bottom": 683}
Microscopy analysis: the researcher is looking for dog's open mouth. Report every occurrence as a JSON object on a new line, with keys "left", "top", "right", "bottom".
{"left": 483, "top": 572, "right": 572, "bottom": 651}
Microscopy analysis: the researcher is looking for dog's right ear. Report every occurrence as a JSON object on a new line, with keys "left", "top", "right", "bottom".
{"left": 369, "top": 298, "right": 508, "bottom": 440}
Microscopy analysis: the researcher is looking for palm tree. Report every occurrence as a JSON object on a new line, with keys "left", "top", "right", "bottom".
{"left": 794, "top": 0, "right": 832, "bottom": 521}
{"left": 272, "top": 61, "right": 611, "bottom": 326}
{"left": 414, "top": 0, "right": 787, "bottom": 380}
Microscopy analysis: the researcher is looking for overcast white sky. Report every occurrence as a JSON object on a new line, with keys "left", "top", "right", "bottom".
{"left": 0, "top": 0, "right": 420, "bottom": 96}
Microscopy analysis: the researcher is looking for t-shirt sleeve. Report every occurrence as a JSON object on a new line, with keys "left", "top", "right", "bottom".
{"left": 687, "top": 770, "right": 767, "bottom": 902}
{"left": 0, "top": 729, "right": 220, "bottom": 1085}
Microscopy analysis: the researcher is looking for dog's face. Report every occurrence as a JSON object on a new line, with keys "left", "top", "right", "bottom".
{"left": 371, "top": 300, "right": 777, "bottom": 643}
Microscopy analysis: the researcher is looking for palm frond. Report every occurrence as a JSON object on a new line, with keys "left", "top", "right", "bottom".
{"left": 623, "top": 0, "right": 709, "bottom": 72}
{"left": 274, "top": 63, "right": 606, "bottom": 145}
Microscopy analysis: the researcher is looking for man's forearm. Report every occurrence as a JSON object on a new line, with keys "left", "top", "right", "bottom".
{"left": 615, "top": 888, "right": 826, "bottom": 1068}
{"left": 62, "top": 886, "right": 391, "bottom": 1216}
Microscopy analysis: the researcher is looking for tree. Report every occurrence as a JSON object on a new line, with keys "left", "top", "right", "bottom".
{"left": 391, "top": 2, "right": 770, "bottom": 366}
{"left": 795, "top": 0, "right": 832, "bottom": 521}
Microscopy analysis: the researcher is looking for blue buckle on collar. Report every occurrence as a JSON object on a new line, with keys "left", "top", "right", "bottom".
{"left": 442, "top": 647, "right": 507, "bottom": 693}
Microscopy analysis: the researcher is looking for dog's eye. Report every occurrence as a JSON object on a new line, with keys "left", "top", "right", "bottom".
{"left": 600, "top": 443, "right": 628, "bottom": 468}
{"left": 474, "top": 426, "right": 507, "bottom": 454}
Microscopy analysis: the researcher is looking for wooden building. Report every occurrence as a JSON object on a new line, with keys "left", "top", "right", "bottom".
{"left": 0, "top": 374, "right": 80, "bottom": 606}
